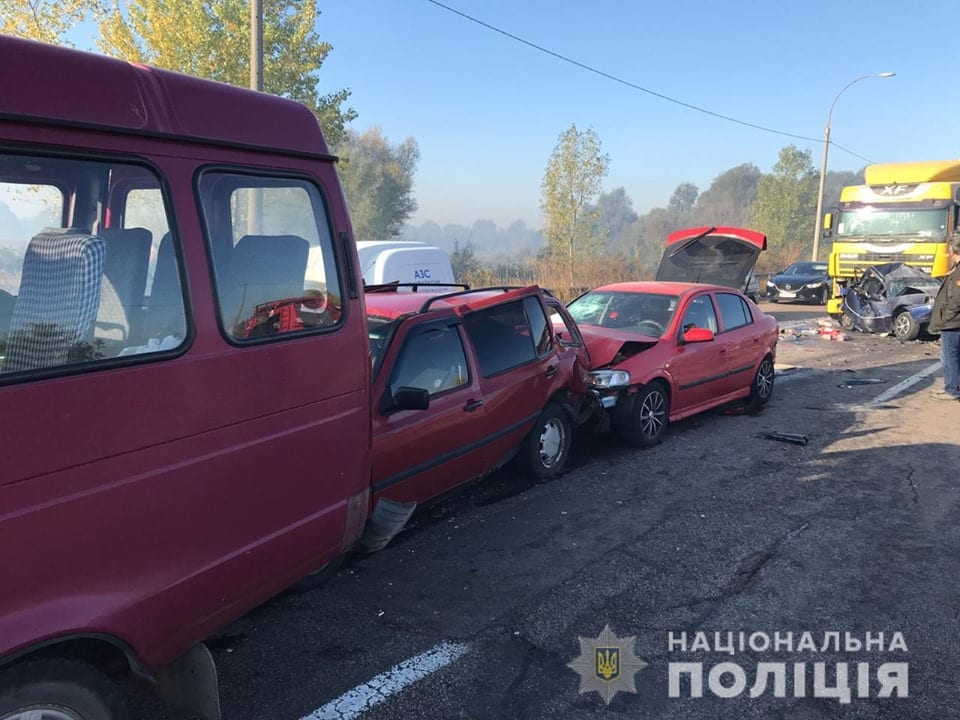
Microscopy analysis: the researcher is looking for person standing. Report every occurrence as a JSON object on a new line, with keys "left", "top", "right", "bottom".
{"left": 929, "top": 237, "right": 960, "bottom": 399}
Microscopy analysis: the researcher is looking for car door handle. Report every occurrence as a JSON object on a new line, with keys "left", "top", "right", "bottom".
{"left": 546, "top": 365, "right": 559, "bottom": 378}
{"left": 463, "top": 399, "right": 484, "bottom": 412}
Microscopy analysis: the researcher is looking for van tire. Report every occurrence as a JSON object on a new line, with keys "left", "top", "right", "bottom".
{"left": 0, "top": 659, "right": 127, "bottom": 720}
{"left": 518, "top": 404, "right": 572, "bottom": 480}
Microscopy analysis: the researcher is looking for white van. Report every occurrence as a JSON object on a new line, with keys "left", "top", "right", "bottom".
{"left": 357, "top": 240, "right": 456, "bottom": 288}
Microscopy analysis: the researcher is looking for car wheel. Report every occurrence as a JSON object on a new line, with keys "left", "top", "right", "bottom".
{"left": 820, "top": 286, "right": 831, "bottom": 305}
{"left": 0, "top": 659, "right": 127, "bottom": 720}
{"left": 519, "top": 403, "right": 572, "bottom": 480}
{"left": 839, "top": 313, "right": 855, "bottom": 331}
{"left": 769, "top": 297, "right": 779, "bottom": 304}
{"left": 744, "top": 355, "right": 775, "bottom": 414}
{"left": 618, "top": 382, "right": 669, "bottom": 448}
{"left": 892, "top": 311, "right": 920, "bottom": 341}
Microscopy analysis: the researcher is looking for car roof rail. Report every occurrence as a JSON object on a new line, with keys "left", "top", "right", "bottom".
{"left": 418, "top": 285, "right": 532, "bottom": 313}
{"left": 364, "top": 281, "right": 471, "bottom": 294}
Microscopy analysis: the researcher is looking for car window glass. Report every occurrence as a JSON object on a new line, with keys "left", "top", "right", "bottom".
{"left": 523, "top": 295, "right": 552, "bottom": 357}
{"left": 389, "top": 323, "right": 469, "bottom": 397}
{"left": 0, "top": 154, "right": 187, "bottom": 380}
{"left": 549, "top": 304, "right": 582, "bottom": 346}
{"left": 197, "top": 173, "right": 342, "bottom": 341}
{"left": 568, "top": 291, "right": 678, "bottom": 335}
{"left": 680, "top": 295, "right": 718, "bottom": 334}
{"left": 462, "top": 299, "right": 537, "bottom": 376}
{"left": 716, "top": 292, "right": 752, "bottom": 331}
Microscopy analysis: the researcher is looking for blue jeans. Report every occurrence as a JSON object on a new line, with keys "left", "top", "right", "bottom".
{"left": 941, "top": 329, "right": 960, "bottom": 397}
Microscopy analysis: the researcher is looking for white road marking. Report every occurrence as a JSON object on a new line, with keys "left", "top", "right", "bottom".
{"left": 301, "top": 642, "right": 470, "bottom": 720}
{"left": 865, "top": 361, "right": 942, "bottom": 407}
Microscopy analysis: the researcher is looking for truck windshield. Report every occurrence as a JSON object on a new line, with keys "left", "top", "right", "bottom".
{"left": 836, "top": 208, "right": 948, "bottom": 239}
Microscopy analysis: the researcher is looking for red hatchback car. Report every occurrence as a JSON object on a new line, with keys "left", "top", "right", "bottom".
{"left": 566, "top": 227, "right": 778, "bottom": 447}
{"left": 360, "top": 285, "right": 594, "bottom": 550}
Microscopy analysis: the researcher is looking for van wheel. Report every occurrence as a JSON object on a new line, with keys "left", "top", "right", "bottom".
{"left": 892, "top": 311, "right": 920, "bottom": 341}
{"left": 617, "top": 382, "right": 669, "bottom": 448}
{"left": 744, "top": 355, "right": 775, "bottom": 414}
{"left": 839, "top": 313, "right": 855, "bottom": 331}
{"left": 0, "top": 659, "right": 127, "bottom": 720}
{"left": 519, "top": 404, "right": 572, "bottom": 480}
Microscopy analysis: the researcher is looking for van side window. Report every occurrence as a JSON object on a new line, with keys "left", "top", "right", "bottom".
{"left": 197, "top": 173, "right": 343, "bottom": 341}
{"left": 462, "top": 299, "right": 538, "bottom": 376}
{"left": 0, "top": 154, "right": 186, "bottom": 379}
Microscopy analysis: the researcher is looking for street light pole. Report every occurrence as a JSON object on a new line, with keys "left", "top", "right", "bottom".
{"left": 811, "top": 72, "right": 895, "bottom": 261}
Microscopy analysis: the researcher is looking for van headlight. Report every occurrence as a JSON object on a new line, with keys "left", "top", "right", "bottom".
{"left": 590, "top": 369, "right": 631, "bottom": 388}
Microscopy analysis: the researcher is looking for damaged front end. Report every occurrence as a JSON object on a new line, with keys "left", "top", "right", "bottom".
{"left": 589, "top": 368, "right": 632, "bottom": 408}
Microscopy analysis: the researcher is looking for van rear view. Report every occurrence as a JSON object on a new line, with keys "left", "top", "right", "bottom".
{"left": 0, "top": 36, "right": 370, "bottom": 720}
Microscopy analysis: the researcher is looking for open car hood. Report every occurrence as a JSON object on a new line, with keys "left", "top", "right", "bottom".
{"left": 656, "top": 226, "right": 767, "bottom": 289}
{"left": 578, "top": 325, "right": 659, "bottom": 369}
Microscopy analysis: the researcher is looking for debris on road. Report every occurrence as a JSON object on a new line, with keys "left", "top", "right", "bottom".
{"left": 756, "top": 431, "right": 809, "bottom": 446}
{"left": 838, "top": 378, "right": 886, "bottom": 388}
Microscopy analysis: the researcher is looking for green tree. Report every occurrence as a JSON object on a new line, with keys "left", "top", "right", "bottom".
{"left": 540, "top": 124, "right": 610, "bottom": 287}
{"left": 751, "top": 145, "right": 818, "bottom": 269}
{"left": 450, "top": 240, "right": 481, "bottom": 280}
{"left": 668, "top": 182, "right": 699, "bottom": 214}
{"left": 1, "top": 0, "right": 103, "bottom": 45}
{"left": 97, "top": 0, "right": 355, "bottom": 146}
{"left": 336, "top": 127, "right": 419, "bottom": 241}
{"left": 691, "top": 163, "right": 762, "bottom": 228}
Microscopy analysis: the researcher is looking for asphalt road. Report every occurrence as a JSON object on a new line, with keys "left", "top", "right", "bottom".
{"left": 131, "top": 301, "right": 959, "bottom": 720}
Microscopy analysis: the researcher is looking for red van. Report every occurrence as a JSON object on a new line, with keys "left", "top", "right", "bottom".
{"left": 0, "top": 36, "right": 370, "bottom": 719}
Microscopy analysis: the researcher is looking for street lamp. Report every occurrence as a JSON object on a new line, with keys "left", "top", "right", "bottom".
{"left": 811, "top": 72, "right": 895, "bottom": 261}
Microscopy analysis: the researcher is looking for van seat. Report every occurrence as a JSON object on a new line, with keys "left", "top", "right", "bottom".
{"left": 4, "top": 228, "right": 105, "bottom": 372}
{"left": 96, "top": 227, "right": 152, "bottom": 344}
{"left": 220, "top": 234, "right": 309, "bottom": 334}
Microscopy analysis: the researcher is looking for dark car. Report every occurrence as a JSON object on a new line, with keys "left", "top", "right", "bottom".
{"left": 567, "top": 227, "right": 778, "bottom": 447}
{"left": 361, "top": 284, "right": 594, "bottom": 551}
{"left": 766, "top": 261, "right": 831, "bottom": 304}
{"left": 840, "top": 263, "right": 939, "bottom": 341}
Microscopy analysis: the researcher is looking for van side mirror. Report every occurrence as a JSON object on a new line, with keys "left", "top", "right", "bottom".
{"left": 382, "top": 386, "right": 430, "bottom": 414}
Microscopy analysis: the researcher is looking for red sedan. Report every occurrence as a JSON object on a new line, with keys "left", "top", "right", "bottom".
{"left": 566, "top": 227, "right": 778, "bottom": 447}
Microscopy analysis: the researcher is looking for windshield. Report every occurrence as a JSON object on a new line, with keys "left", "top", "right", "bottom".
{"left": 367, "top": 315, "right": 397, "bottom": 369}
{"left": 567, "top": 291, "right": 679, "bottom": 337}
{"left": 836, "top": 208, "right": 948, "bottom": 239}
{"left": 782, "top": 262, "right": 828, "bottom": 276}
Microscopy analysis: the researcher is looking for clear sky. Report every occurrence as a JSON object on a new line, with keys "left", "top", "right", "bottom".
{"left": 317, "top": 0, "right": 954, "bottom": 229}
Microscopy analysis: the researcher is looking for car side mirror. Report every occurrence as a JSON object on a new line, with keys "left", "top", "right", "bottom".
{"left": 682, "top": 327, "right": 714, "bottom": 343}
{"left": 387, "top": 386, "right": 430, "bottom": 413}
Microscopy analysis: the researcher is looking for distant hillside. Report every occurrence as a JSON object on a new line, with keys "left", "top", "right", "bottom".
{"left": 401, "top": 219, "right": 544, "bottom": 261}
